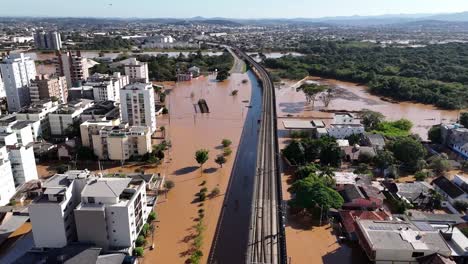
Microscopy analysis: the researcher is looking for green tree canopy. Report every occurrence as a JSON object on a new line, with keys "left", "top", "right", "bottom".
{"left": 391, "top": 137, "right": 427, "bottom": 171}
{"left": 360, "top": 109, "right": 385, "bottom": 131}
{"left": 296, "top": 84, "right": 327, "bottom": 108}
{"left": 195, "top": 149, "right": 209, "bottom": 167}
{"left": 289, "top": 176, "right": 344, "bottom": 212}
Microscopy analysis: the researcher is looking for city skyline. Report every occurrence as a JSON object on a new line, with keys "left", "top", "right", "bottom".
{"left": 2, "top": 0, "right": 468, "bottom": 19}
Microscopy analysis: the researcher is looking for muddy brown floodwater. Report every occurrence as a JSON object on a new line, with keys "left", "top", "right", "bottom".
{"left": 274, "top": 75, "right": 461, "bottom": 264}
{"left": 276, "top": 76, "right": 461, "bottom": 140}
{"left": 136, "top": 73, "right": 252, "bottom": 263}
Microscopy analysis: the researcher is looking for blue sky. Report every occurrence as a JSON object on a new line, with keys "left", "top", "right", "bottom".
{"left": 2, "top": 0, "right": 468, "bottom": 18}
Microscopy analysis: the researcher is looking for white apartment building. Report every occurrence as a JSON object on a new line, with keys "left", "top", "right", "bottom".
{"left": 120, "top": 83, "right": 156, "bottom": 133}
{"left": 124, "top": 58, "right": 149, "bottom": 84}
{"left": 0, "top": 146, "right": 16, "bottom": 206}
{"left": 49, "top": 99, "right": 94, "bottom": 136}
{"left": 327, "top": 113, "right": 365, "bottom": 139}
{"left": 86, "top": 72, "right": 129, "bottom": 103}
{"left": 29, "top": 170, "right": 91, "bottom": 248}
{"left": 0, "top": 53, "right": 37, "bottom": 112}
{"left": 74, "top": 177, "right": 150, "bottom": 251}
{"left": 16, "top": 100, "right": 59, "bottom": 138}
{"left": 92, "top": 124, "right": 152, "bottom": 161}
{"left": 29, "top": 170, "right": 151, "bottom": 253}
{"left": 0, "top": 115, "right": 35, "bottom": 145}
{"left": 8, "top": 143, "right": 38, "bottom": 185}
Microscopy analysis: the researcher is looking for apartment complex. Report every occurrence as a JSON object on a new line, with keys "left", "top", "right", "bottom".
{"left": 74, "top": 177, "right": 150, "bottom": 251}
{"left": 91, "top": 123, "right": 152, "bottom": 161}
{"left": 55, "top": 50, "right": 91, "bottom": 88}
{"left": 29, "top": 170, "right": 150, "bottom": 252}
{"left": 29, "top": 170, "right": 91, "bottom": 248}
{"left": 33, "top": 31, "right": 62, "bottom": 50}
{"left": 16, "top": 100, "right": 59, "bottom": 138}
{"left": 120, "top": 83, "right": 157, "bottom": 133}
{"left": 29, "top": 74, "right": 68, "bottom": 103}
{"left": 124, "top": 58, "right": 149, "bottom": 84}
{"left": 86, "top": 72, "right": 129, "bottom": 103}
{"left": 80, "top": 100, "right": 120, "bottom": 123}
{"left": 0, "top": 53, "right": 37, "bottom": 112}
{"left": 7, "top": 143, "right": 38, "bottom": 185}
{"left": 49, "top": 99, "right": 94, "bottom": 136}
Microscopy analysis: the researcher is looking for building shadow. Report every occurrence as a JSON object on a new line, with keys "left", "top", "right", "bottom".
{"left": 322, "top": 242, "right": 370, "bottom": 264}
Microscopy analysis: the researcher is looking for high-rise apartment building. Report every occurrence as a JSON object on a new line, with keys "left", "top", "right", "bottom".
{"left": 120, "top": 83, "right": 156, "bottom": 133}
{"left": 90, "top": 124, "right": 152, "bottom": 161}
{"left": 56, "top": 51, "right": 91, "bottom": 88}
{"left": 29, "top": 74, "right": 68, "bottom": 103}
{"left": 86, "top": 72, "right": 129, "bottom": 103}
{"left": 29, "top": 170, "right": 91, "bottom": 248}
{"left": 29, "top": 170, "right": 151, "bottom": 252}
{"left": 0, "top": 53, "right": 37, "bottom": 112}
{"left": 34, "top": 31, "right": 62, "bottom": 50}
{"left": 124, "top": 58, "right": 149, "bottom": 84}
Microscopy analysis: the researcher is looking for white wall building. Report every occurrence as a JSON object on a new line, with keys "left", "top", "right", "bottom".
{"left": 0, "top": 53, "right": 37, "bottom": 112}
{"left": 74, "top": 177, "right": 150, "bottom": 251}
{"left": 91, "top": 124, "right": 152, "bottom": 161}
{"left": 16, "top": 100, "right": 59, "bottom": 138}
{"left": 8, "top": 143, "right": 38, "bottom": 185}
{"left": 356, "top": 219, "right": 451, "bottom": 264}
{"left": 120, "top": 83, "right": 156, "bottom": 133}
{"left": 49, "top": 99, "right": 94, "bottom": 136}
{"left": 0, "top": 146, "right": 16, "bottom": 206}
{"left": 327, "top": 113, "right": 365, "bottom": 139}
{"left": 29, "top": 170, "right": 91, "bottom": 248}
{"left": 29, "top": 170, "right": 151, "bottom": 253}
{"left": 86, "top": 72, "right": 129, "bottom": 103}
{"left": 124, "top": 58, "right": 149, "bottom": 84}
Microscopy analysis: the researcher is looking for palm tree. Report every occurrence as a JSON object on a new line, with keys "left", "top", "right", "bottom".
{"left": 160, "top": 126, "right": 166, "bottom": 138}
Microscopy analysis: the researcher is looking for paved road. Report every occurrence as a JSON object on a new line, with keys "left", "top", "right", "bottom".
{"left": 208, "top": 70, "right": 262, "bottom": 264}
{"left": 228, "top": 47, "right": 246, "bottom": 74}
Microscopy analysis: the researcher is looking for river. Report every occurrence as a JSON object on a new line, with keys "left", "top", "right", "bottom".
{"left": 276, "top": 76, "right": 461, "bottom": 140}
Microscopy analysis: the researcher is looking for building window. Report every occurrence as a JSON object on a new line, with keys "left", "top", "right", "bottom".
{"left": 412, "top": 252, "right": 424, "bottom": 258}
{"left": 88, "top": 197, "right": 95, "bottom": 204}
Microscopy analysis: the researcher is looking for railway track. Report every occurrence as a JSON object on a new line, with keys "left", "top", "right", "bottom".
{"left": 232, "top": 47, "right": 287, "bottom": 264}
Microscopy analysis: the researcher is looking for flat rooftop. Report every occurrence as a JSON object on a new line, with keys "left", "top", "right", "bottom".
{"left": 283, "top": 120, "right": 314, "bottom": 130}
{"left": 357, "top": 219, "right": 451, "bottom": 253}
{"left": 81, "top": 178, "right": 132, "bottom": 198}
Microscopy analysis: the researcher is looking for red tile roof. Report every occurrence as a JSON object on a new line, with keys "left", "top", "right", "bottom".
{"left": 339, "top": 210, "right": 391, "bottom": 234}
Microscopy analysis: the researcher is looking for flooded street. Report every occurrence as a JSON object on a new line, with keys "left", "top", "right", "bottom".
{"left": 141, "top": 72, "right": 253, "bottom": 263}
{"left": 276, "top": 76, "right": 461, "bottom": 140}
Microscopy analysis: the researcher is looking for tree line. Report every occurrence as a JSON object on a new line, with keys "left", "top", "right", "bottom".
{"left": 263, "top": 41, "right": 468, "bottom": 109}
